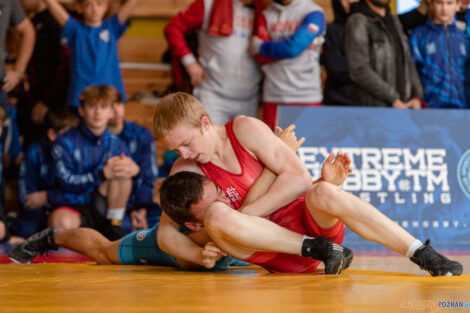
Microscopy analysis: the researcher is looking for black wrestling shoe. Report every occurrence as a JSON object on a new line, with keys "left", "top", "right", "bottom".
{"left": 301, "top": 237, "right": 354, "bottom": 274}
{"left": 410, "top": 240, "right": 463, "bottom": 276}
{"left": 8, "top": 228, "right": 57, "bottom": 264}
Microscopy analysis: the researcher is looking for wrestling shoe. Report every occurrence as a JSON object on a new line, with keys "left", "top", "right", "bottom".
{"left": 301, "top": 237, "right": 353, "bottom": 274}
{"left": 8, "top": 228, "right": 57, "bottom": 264}
{"left": 410, "top": 239, "right": 463, "bottom": 276}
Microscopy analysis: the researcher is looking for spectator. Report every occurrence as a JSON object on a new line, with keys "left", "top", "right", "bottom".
{"left": 0, "top": 0, "right": 35, "bottom": 169}
{"left": 107, "top": 95, "right": 160, "bottom": 231}
{"left": 399, "top": 0, "right": 430, "bottom": 36}
{"left": 321, "top": 0, "right": 359, "bottom": 106}
{"left": 345, "top": 0, "right": 423, "bottom": 108}
{"left": 250, "top": 0, "right": 326, "bottom": 129}
{"left": 164, "top": 0, "right": 261, "bottom": 125}
{"left": 13, "top": 109, "right": 78, "bottom": 238}
{"left": 50, "top": 85, "right": 133, "bottom": 240}
{"left": 43, "top": 0, "right": 139, "bottom": 109}
{"left": 18, "top": 0, "right": 70, "bottom": 147}
{"left": 409, "top": 0, "right": 469, "bottom": 108}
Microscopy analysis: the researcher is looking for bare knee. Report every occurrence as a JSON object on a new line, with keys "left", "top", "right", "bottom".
{"left": 48, "top": 209, "right": 81, "bottom": 230}
{"left": 306, "top": 182, "right": 341, "bottom": 213}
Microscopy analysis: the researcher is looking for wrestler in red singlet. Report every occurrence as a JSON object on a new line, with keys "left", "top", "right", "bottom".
{"left": 199, "top": 120, "right": 345, "bottom": 273}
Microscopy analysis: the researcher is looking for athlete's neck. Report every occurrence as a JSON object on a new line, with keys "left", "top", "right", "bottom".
{"left": 206, "top": 125, "right": 227, "bottom": 162}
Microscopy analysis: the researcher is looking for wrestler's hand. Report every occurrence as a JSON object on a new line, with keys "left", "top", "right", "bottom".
{"left": 275, "top": 124, "right": 305, "bottom": 152}
{"left": 321, "top": 151, "right": 353, "bottom": 186}
{"left": 201, "top": 242, "right": 227, "bottom": 269}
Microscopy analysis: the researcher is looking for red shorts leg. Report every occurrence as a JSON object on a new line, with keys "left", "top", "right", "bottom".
{"left": 243, "top": 197, "right": 345, "bottom": 273}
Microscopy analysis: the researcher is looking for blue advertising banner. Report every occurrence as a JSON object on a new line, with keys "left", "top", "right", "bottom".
{"left": 279, "top": 106, "right": 470, "bottom": 250}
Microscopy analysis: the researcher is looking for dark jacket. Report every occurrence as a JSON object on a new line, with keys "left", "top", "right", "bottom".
{"left": 117, "top": 121, "right": 158, "bottom": 210}
{"left": 345, "top": 1, "right": 423, "bottom": 107}
{"left": 321, "top": 0, "right": 352, "bottom": 106}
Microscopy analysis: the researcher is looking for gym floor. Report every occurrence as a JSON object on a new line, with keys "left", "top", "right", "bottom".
{"left": 1, "top": 246, "right": 469, "bottom": 313}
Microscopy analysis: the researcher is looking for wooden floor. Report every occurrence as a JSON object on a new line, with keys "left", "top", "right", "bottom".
{"left": 1, "top": 254, "right": 470, "bottom": 313}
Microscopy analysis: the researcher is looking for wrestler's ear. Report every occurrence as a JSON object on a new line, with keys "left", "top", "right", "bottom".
{"left": 184, "top": 222, "right": 203, "bottom": 232}
{"left": 200, "top": 116, "right": 211, "bottom": 131}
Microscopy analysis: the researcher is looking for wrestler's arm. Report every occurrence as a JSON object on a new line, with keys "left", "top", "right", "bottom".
{"left": 239, "top": 124, "right": 352, "bottom": 214}
{"left": 234, "top": 117, "right": 312, "bottom": 217}
{"left": 240, "top": 125, "right": 304, "bottom": 209}
{"left": 156, "top": 158, "right": 210, "bottom": 268}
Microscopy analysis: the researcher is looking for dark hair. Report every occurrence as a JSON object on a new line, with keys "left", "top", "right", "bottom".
{"left": 44, "top": 108, "right": 79, "bottom": 133}
{"left": 159, "top": 171, "right": 207, "bottom": 225}
{"left": 79, "top": 85, "right": 120, "bottom": 107}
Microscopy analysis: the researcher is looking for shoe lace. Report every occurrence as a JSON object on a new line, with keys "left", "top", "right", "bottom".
{"left": 25, "top": 231, "right": 51, "bottom": 256}
{"left": 414, "top": 239, "right": 450, "bottom": 271}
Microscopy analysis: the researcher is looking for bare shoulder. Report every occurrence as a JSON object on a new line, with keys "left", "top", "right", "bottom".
{"left": 232, "top": 116, "right": 273, "bottom": 149}
{"left": 232, "top": 115, "right": 265, "bottom": 131}
{"left": 169, "top": 157, "right": 205, "bottom": 175}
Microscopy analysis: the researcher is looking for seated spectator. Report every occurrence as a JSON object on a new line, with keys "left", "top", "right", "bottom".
{"left": 321, "top": 0, "right": 358, "bottom": 106}
{"left": 399, "top": 0, "right": 430, "bottom": 36}
{"left": 410, "top": 0, "right": 469, "bottom": 109}
{"left": 43, "top": 0, "right": 139, "bottom": 109}
{"left": 345, "top": 0, "right": 423, "bottom": 109}
{"left": 18, "top": 0, "right": 70, "bottom": 147}
{"left": 107, "top": 92, "right": 160, "bottom": 231}
{"left": 50, "top": 85, "right": 133, "bottom": 240}
{"left": 12, "top": 109, "right": 78, "bottom": 238}
{"left": 164, "top": 0, "right": 261, "bottom": 125}
{"left": 250, "top": 0, "right": 326, "bottom": 129}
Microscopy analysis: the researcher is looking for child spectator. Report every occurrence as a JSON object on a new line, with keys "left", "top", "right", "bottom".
{"left": 13, "top": 109, "right": 78, "bottom": 238}
{"left": 164, "top": 0, "right": 261, "bottom": 125}
{"left": 43, "top": 0, "right": 138, "bottom": 109}
{"left": 107, "top": 91, "right": 160, "bottom": 231}
{"left": 250, "top": 0, "right": 326, "bottom": 129}
{"left": 409, "top": 0, "right": 469, "bottom": 108}
{"left": 18, "top": 0, "right": 70, "bottom": 147}
{"left": 50, "top": 85, "right": 133, "bottom": 240}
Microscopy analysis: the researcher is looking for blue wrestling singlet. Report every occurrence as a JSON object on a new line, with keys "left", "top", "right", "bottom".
{"left": 118, "top": 223, "right": 249, "bottom": 271}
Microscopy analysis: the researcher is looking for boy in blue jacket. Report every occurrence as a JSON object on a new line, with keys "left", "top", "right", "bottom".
{"left": 50, "top": 85, "right": 134, "bottom": 240}
{"left": 409, "top": 0, "right": 470, "bottom": 108}
{"left": 108, "top": 91, "right": 160, "bottom": 231}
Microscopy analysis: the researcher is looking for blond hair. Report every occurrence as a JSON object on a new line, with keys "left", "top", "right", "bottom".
{"left": 79, "top": 85, "right": 120, "bottom": 107}
{"left": 153, "top": 92, "right": 211, "bottom": 138}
